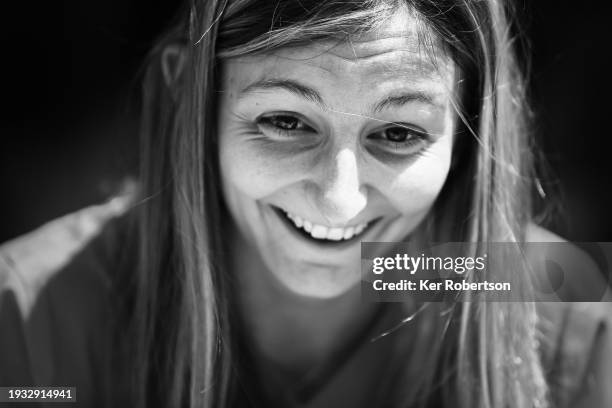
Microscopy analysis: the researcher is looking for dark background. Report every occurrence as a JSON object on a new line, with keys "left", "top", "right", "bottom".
{"left": 1, "top": 1, "right": 610, "bottom": 242}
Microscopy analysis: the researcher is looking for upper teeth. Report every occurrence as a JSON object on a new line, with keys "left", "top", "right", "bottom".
{"left": 283, "top": 211, "right": 368, "bottom": 241}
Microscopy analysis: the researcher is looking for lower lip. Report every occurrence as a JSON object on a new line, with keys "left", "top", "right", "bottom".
{"left": 270, "top": 205, "right": 380, "bottom": 250}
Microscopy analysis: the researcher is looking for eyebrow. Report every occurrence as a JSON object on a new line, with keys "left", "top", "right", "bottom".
{"left": 239, "top": 78, "right": 441, "bottom": 112}
{"left": 372, "top": 92, "right": 439, "bottom": 112}
{"left": 241, "top": 79, "right": 325, "bottom": 109}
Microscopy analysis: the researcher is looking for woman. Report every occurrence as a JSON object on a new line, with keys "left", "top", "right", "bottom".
{"left": 0, "top": 0, "right": 610, "bottom": 407}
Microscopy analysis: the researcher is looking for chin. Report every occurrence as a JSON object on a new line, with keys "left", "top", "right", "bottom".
{"left": 269, "top": 258, "right": 361, "bottom": 299}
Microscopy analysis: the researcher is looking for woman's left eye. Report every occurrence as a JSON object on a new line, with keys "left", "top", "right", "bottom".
{"left": 367, "top": 124, "right": 430, "bottom": 154}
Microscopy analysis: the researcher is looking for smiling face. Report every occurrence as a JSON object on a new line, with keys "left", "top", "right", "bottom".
{"left": 218, "top": 11, "right": 458, "bottom": 298}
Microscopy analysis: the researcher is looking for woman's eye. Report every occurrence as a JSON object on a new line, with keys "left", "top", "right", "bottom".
{"left": 384, "top": 127, "right": 412, "bottom": 143}
{"left": 367, "top": 124, "right": 430, "bottom": 155}
{"left": 256, "top": 114, "right": 315, "bottom": 137}
{"left": 267, "top": 115, "right": 303, "bottom": 130}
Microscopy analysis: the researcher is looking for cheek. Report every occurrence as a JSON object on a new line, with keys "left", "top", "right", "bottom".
{"left": 219, "top": 136, "right": 309, "bottom": 203}
{"left": 386, "top": 140, "right": 453, "bottom": 213}
{"left": 219, "top": 136, "right": 274, "bottom": 201}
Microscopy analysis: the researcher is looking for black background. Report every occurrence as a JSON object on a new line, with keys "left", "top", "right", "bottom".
{"left": 1, "top": 1, "right": 610, "bottom": 242}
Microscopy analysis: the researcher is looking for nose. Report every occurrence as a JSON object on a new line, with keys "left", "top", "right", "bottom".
{"left": 316, "top": 148, "right": 367, "bottom": 225}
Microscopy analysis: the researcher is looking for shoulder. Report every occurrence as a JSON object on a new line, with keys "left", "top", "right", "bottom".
{"left": 0, "top": 195, "right": 131, "bottom": 319}
{"left": 525, "top": 223, "right": 612, "bottom": 302}
{"left": 0, "top": 196, "right": 132, "bottom": 395}
{"left": 528, "top": 225, "right": 612, "bottom": 406}
{"left": 525, "top": 223, "right": 565, "bottom": 242}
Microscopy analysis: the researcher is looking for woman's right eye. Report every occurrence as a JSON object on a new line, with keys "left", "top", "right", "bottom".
{"left": 256, "top": 113, "right": 316, "bottom": 138}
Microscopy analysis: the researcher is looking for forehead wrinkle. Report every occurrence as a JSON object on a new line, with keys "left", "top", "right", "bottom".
{"left": 346, "top": 36, "right": 359, "bottom": 60}
{"left": 326, "top": 36, "right": 422, "bottom": 60}
{"left": 226, "top": 33, "right": 456, "bottom": 114}
{"left": 262, "top": 47, "right": 342, "bottom": 79}
{"left": 312, "top": 44, "right": 450, "bottom": 84}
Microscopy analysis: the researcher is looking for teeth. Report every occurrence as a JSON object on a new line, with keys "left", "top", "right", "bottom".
{"left": 326, "top": 227, "right": 344, "bottom": 241}
{"left": 294, "top": 217, "right": 303, "bottom": 228}
{"left": 342, "top": 227, "right": 355, "bottom": 240}
{"left": 303, "top": 220, "right": 313, "bottom": 233}
{"left": 282, "top": 210, "right": 369, "bottom": 241}
{"left": 311, "top": 225, "right": 327, "bottom": 239}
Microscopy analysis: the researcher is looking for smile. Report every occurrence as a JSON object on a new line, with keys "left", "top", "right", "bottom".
{"left": 274, "top": 207, "right": 374, "bottom": 242}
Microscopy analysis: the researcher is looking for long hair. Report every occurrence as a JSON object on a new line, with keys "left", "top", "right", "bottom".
{"left": 132, "top": 1, "right": 548, "bottom": 407}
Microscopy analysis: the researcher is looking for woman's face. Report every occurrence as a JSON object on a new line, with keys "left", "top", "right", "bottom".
{"left": 218, "top": 12, "right": 458, "bottom": 298}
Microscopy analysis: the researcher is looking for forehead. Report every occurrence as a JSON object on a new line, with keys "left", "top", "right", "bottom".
{"left": 220, "top": 9, "right": 455, "bottom": 104}
{"left": 267, "top": 37, "right": 449, "bottom": 83}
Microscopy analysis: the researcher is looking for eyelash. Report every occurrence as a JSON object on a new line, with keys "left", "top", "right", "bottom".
{"left": 256, "top": 113, "right": 315, "bottom": 138}
{"left": 366, "top": 124, "right": 430, "bottom": 153}
{"left": 255, "top": 113, "right": 430, "bottom": 154}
